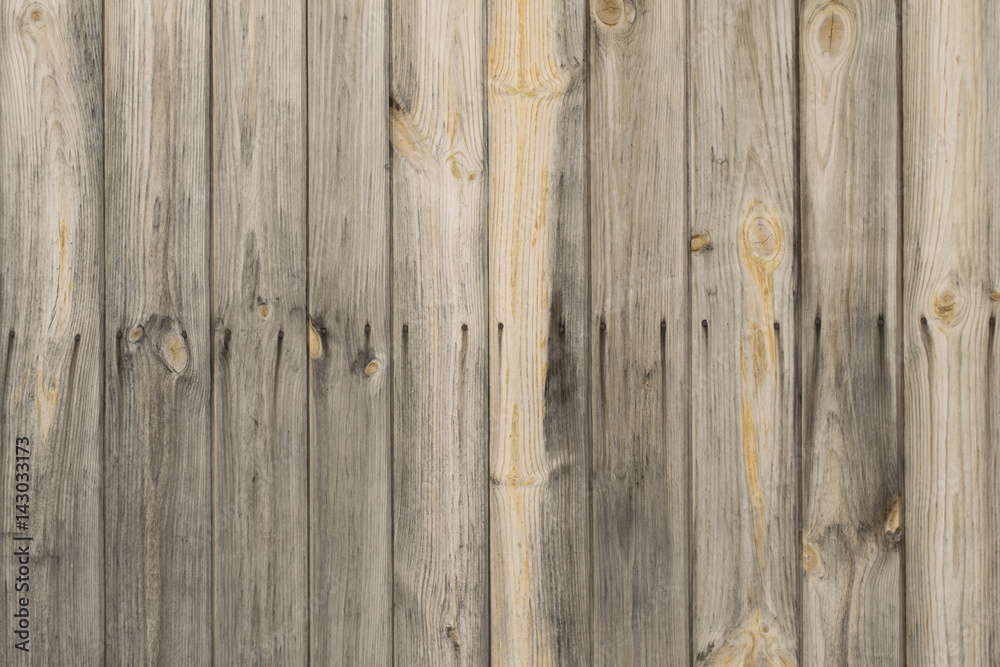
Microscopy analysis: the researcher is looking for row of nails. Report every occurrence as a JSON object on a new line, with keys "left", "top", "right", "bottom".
{"left": 10, "top": 314, "right": 1000, "bottom": 343}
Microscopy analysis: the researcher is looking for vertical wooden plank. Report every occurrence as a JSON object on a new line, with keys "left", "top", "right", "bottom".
{"left": 104, "top": 0, "right": 212, "bottom": 663}
{"left": 689, "top": 0, "right": 798, "bottom": 662}
{"left": 307, "top": 0, "right": 391, "bottom": 663}
{"left": 799, "top": 1, "right": 902, "bottom": 664}
{"left": 488, "top": 0, "right": 589, "bottom": 663}
{"left": 0, "top": 1, "right": 103, "bottom": 662}
{"left": 212, "top": 0, "right": 308, "bottom": 663}
{"left": 390, "top": 0, "right": 488, "bottom": 664}
{"left": 589, "top": 0, "right": 688, "bottom": 664}
{"left": 904, "top": 0, "right": 1000, "bottom": 662}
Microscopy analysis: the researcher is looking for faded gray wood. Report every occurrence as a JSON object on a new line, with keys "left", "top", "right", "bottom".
{"left": 104, "top": 0, "right": 212, "bottom": 663}
{"left": 487, "top": 0, "right": 590, "bottom": 663}
{"left": 212, "top": 0, "right": 308, "bottom": 663}
{"left": 0, "top": 1, "right": 103, "bottom": 663}
{"left": 589, "top": 0, "right": 689, "bottom": 664}
{"left": 689, "top": 0, "right": 799, "bottom": 662}
{"left": 799, "top": 1, "right": 902, "bottom": 664}
{"left": 390, "top": 0, "right": 488, "bottom": 664}
{"left": 307, "top": 0, "right": 392, "bottom": 663}
{"left": 903, "top": 0, "right": 1000, "bottom": 662}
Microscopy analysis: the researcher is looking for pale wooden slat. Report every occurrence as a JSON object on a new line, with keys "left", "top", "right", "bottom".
{"left": 903, "top": 0, "right": 1000, "bottom": 661}
{"left": 689, "top": 0, "right": 799, "bottom": 662}
{"left": 487, "top": 0, "right": 590, "bottom": 663}
{"left": 589, "top": 0, "right": 689, "bottom": 663}
{"left": 390, "top": 0, "right": 489, "bottom": 663}
{"left": 0, "top": 1, "right": 103, "bottom": 662}
{"left": 799, "top": 1, "right": 902, "bottom": 663}
{"left": 211, "top": 0, "right": 308, "bottom": 663}
{"left": 307, "top": 0, "right": 392, "bottom": 663}
{"left": 104, "top": 0, "right": 212, "bottom": 663}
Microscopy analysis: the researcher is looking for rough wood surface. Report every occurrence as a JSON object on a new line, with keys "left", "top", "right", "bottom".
{"left": 487, "top": 0, "right": 590, "bottom": 663}
{"left": 0, "top": 1, "right": 104, "bottom": 663}
{"left": 212, "top": 0, "right": 308, "bottom": 663}
{"left": 307, "top": 0, "right": 392, "bottom": 663}
{"left": 390, "top": 0, "right": 489, "bottom": 664}
{"left": 589, "top": 0, "right": 689, "bottom": 664}
{"left": 689, "top": 0, "right": 799, "bottom": 662}
{"left": 799, "top": 1, "right": 903, "bottom": 664}
{"left": 903, "top": 0, "right": 1000, "bottom": 662}
{"left": 104, "top": 0, "right": 212, "bottom": 663}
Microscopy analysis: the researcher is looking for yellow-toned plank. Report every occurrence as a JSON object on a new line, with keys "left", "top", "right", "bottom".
{"left": 488, "top": 0, "right": 589, "bottom": 663}
{"left": 689, "top": 0, "right": 799, "bottom": 662}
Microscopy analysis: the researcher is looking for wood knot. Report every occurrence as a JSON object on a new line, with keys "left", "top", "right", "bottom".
{"left": 308, "top": 321, "right": 323, "bottom": 359}
{"left": 990, "top": 291, "right": 1000, "bottom": 302}
{"left": 690, "top": 234, "right": 711, "bottom": 252}
{"left": 19, "top": 4, "right": 49, "bottom": 34}
{"left": 129, "top": 326, "right": 144, "bottom": 342}
{"left": 801, "top": 538, "right": 821, "bottom": 573}
{"left": 593, "top": 0, "right": 634, "bottom": 27}
{"left": 809, "top": 3, "right": 853, "bottom": 58}
{"left": 884, "top": 494, "right": 902, "bottom": 534}
{"left": 258, "top": 303, "right": 269, "bottom": 319}
{"left": 364, "top": 361, "right": 379, "bottom": 376}
{"left": 740, "top": 202, "right": 785, "bottom": 274}
{"left": 932, "top": 286, "right": 961, "bottom": 326}
{"left": 163, "top": 333, "right": 188, "bottom": 373}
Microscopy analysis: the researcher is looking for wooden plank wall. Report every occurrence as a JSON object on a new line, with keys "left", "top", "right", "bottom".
{"left": 1, "top": 0, "right": 999, "bottom": 665}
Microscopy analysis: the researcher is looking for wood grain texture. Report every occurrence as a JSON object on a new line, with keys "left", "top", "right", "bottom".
{"left": 212, "top": 0, "right": 308, "bottom": 663}
{"left": 488, "top": 0, "right": 590, "bottom": 663}
{"left": 589, "top": 0, "right": 688, "bottom": 664}
{"left": 0, "top": 1, "right": 103, "bottom": 663}
{"left": 307, "top": 0, "right": 391, "bottom": 663}
{"left": 689, "top": 0, "right": 799, "bottom": 663}
{"left": 390, "top": 0, "right": 488, "bottom": 664}
{"left": 104, "top": 0, "right": 212, "bottom": 664}
{"left": 903, "top": 0, "right": 1000, "bottom": 662}
{"left": 799, "top": 1, "right": 902, "bottom": 664}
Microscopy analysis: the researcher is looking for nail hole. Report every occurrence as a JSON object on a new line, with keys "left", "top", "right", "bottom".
{"left": 660, "top": 320, "right": 667, "bottom": 329}
{"left": 402, "top": 324, "right": 409, "bottom": 333}
{"left": 278, "top": 330, "right": 285, "bottom": 339}
{"left": 181, "top": 330, "right": 188, "bottom": 339}
{"left": 365, "top": 324, "right": 371, "bottom": 334}
{"left": 75, "top": 333, "right": 81, "bottom": 342}
{"left": 225, "top": 328, "right": 232, "bottom": 337}
{"left": 773, "top": 321, "right": 780, "bottom": 331}
{"left": 600, "top": 321, "right": 607, "bottom": 331}
{"left": 320, "top": 327, "right": 327, "bottom": 335}
{"left": 498, "top": 323, "right": 504, "bottom": 331}
{"left": 701, "top": 319, "right": 708, "bottom": 328}
{"left": 461, "top": 323, "right": 468, "bottom": 331}
{"left": 814, "top": 317, "right": 822, "bottom": 327}
{"left": 115, "top": 331, "right": 122, "bottom": 339}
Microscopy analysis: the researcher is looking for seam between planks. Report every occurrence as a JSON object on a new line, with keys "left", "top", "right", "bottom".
{"left": 895, "top": 0, "right": 906, "bottom": 662}
{"left": 684, "top": 0, "right": 694, "bottom": 661}
{"left": 793, "top": 0, "right": 803, "bottom": 662}
{"left": 207, "top": 0, "right": 216, "bottom": 660}
{"left": 304, "top": 0, "right": 311, "bottom": 662}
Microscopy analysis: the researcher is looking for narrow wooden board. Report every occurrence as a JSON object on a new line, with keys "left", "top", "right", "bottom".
{"left": 589, "top": 0, "right": 689, "bottom": 663}
{"left": 212, "top": 0, "right": 308, "bottom": 663}
{"left": 390, "top": 0, "right": 489, "bottom": 664}
{"left": 488, "top": 0, "right": 590, "bottom": 663}
{"left": 0, "top": 1, "right": 104, "bottom": 662}
{"left": 799, "top": 1, "right": 902, "bottom": 663}
{"left": 689, "top": 0, "right": 799, "bottom": 662}
{"left": 104, "top": 0, "right": 212, "bottom": 663}
{"left": 307, "top": 0, "right": 392, "bottom": 663}
{"left": 903, "top": 0, "right": 1000, "bottom": 661}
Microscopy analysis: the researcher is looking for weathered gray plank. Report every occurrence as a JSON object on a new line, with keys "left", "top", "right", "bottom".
{"left": 390, "top": 0, "right": 488, "bottom": 664}
{"left": 307, "top": 0, "right": 391, "bottom": 663}
{"left": 487, "top": 0, "right": 590, "bottom": 663}
{"left": 212, "top": 0, "right": 308, "bottom": 663}
{"left": 589, "top": 0, "right": 688, "bottom": 664}
{"left": 904, "top": 0, "right": 1000, "bottom": 661}
{"left": 104, "top": 0, "right": 212, "bottom": 663}
{"left": 799, "top": 1, "right": 902, "bottom": 664}
{"left": 689, "top": 0, "right": 799, "bottom": 662}
{"left": 0, "top": 1, "right": 103, "bottom": 663}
